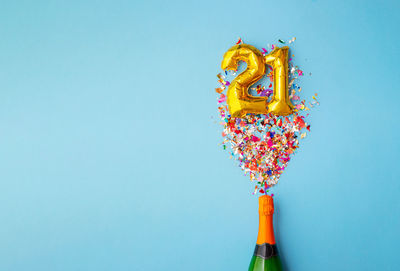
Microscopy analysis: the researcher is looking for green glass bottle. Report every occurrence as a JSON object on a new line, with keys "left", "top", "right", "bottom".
{"left": 248, "top": 195, "right": 283, "bottom": 271}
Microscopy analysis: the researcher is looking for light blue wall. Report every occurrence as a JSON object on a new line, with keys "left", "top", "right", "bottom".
{"left": 0, "top": 0, "right": 399, "bottom": 270}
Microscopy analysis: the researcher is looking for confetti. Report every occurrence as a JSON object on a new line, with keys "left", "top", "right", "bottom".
{"left": 262, "top": 48, "right": 268, "bottom": 54}
{"left": 214, "top": 39, "right": 318, "bottom": 195}
{"left": 215, "top": 87, "right": 225, "bottom": 93}
{"left": 218, "top": 93, "right": 227, "bottom": 103}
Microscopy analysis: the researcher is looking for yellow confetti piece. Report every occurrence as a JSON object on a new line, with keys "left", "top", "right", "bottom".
{"left": 301, "top": 133, "right": 307, "bottom": 139}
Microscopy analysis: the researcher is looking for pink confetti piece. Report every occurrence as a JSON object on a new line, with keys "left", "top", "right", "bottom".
{"left": 292, "top": 95, "right": 300, "bottom": 100}
{"left": 295, "top": 104, "right": 304, "bottom": 110}
{"left": 218, "top": 94, "right": 226, "bottom": 103}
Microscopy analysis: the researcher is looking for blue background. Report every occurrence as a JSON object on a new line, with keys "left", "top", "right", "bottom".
{"left": 0, "top": 0, "right": 399, "bottom": 270}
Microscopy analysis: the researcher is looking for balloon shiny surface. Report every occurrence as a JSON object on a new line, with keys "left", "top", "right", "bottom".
{"left": 221, "top": 44, "right": 268, "bottom": 117}
{"left": 221, "top": 44, "right": 293, "bottom": 117}
{"left": 265, "top": 46, "right": 293, "bottom": 116}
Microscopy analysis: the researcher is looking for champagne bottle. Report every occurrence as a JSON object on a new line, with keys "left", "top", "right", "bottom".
{"left": 248, "top": 195, "right": 283, "bottom": 271}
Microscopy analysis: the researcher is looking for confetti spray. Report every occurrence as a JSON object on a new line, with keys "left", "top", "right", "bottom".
{"left": 215, "top": 38, "right": 318, "bottom": 195}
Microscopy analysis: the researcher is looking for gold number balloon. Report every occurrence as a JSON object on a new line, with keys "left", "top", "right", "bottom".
{"left": 221, "top": 44, "right": 293, "bottom": 117}
{"left": 221, "top": 44, "right": 267, "bottom": 117}
{"left": 264, "top": 46, "right": 293, "bottom": 116}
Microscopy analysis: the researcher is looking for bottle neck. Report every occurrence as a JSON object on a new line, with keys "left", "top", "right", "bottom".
{"left": 256, "top": 195, "right": 276, "bottom": 245}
